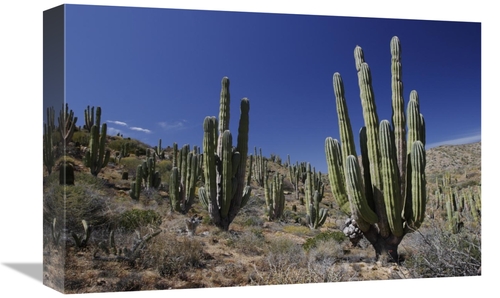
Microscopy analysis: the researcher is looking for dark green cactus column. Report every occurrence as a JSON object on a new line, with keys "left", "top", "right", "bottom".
{"left": 43, "top": 122, "right": 55, "bottom": 175}
{"left": 198, "top": 77, "right": 252, "bottom": 231}
{"left": 58, "top": 103, "right": 78, "bottom": 147}
{"left": 170, "top": 144, "right": 199, "bottom": 213}
{"left": 84, "top": 121, "right": 110, "bottom": 177}
{"left": 325, "top": 36, "right": 427, "bottom": 261}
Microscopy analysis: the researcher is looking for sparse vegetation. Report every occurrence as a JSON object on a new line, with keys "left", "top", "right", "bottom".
{"left": 43, "top": 73, "right": 481, "bottom": 293}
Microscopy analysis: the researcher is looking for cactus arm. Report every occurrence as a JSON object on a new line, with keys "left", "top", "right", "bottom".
{"left": 345, "top": 155, "right": 378, "bottom": 228}
{"left": 333, "top": 72, "right": 357, "bottom": 161}
{"left": 379, "top": 120, "right": 404, "bottom": 237}
{"left": 390, "top": 36, "right": 407, "bottom": 201}
{"left": 325, "top": 137, "right": 350, "bottom": 214}
{"left": 355, "top": 46, "right": 389, "bottom": 238}
{"left": 409, "top": 140, "right": 426, "bottom": 229}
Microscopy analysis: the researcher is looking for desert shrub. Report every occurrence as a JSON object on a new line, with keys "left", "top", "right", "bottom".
{"left": 239, "top": 215, "right": 264, "bottom": 227}
{"left": 303, "top": 231, "right": 347, "bottom": 251}
{"left": 401, "top": 218, "right": 481, "bottom": 278}
{"left": 72, "top": 130, "right": 90, "bottom": 146}
{"left": 141, "top": 232, "right": 207, "bottom": 277}
{"left": 282, "top": 225, "right": 313, "bottom": 236}
{"left": 43, "top": 172, "right": 108, "bottom": 232}
{"left": 265, "top": 236, "right": 307, "bottom": 270}
{"left": 307, "top": 238, "right": 344, "bottom": 264}
{"left": 116, "top": 209, "right": 162, "bottom": 231}
{"left": 119, "top": 157, "right": 143, "bottom": 174}
{"left": 226, "top": 229, "right": 265, "bottom": 255}
{"left": 157, "top": 159, "right": 173, "bottom": 173}
{"left": 115, "top": 273, "right": 144, "bottom": 292}
{"left": 250, "top": 236, "right": 346, "bottom": 285}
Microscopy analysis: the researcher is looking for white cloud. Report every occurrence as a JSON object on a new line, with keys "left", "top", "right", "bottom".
{"left": 107, "top": 127, "right": 122, "bottom": 136}
{"left": 130, "top": 126, "right": 153, "bottom": 134}
{"left": 427, "top": 133, "right": 481, "bottom": 148}
{"left": 106, "top": 120, "right": 128, "bottom": 126}
{"left": 158, "top": 120, "right": 187, "bottom": 131}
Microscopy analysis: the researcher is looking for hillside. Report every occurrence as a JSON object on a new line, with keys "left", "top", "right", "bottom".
{"left": 42, "top": 136, "right": 482, "bottom": 293}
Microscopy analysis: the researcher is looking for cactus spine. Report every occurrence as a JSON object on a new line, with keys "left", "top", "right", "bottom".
{"left": 325, "top": 36, "right": 426, "bottom": 261}
{"left": 198, "top": 77, "right": 252, "bottom": 231}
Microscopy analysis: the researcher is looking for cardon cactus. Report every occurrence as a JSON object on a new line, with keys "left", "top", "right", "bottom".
{"left": 265, "top": 171, "right": 286, "bottom": 221}
{"left": 84, "top": 121, "right": 111, "bottom": 176}
{"left": 304, "top": 163, "right": 328, "bottom": 229}
{"left": 325, "top": 36, "right": 426, "bottom": 261}
{"left": 43, "top": 122, "right": 55, "bottom": 175}
{"left": 58, "top": 103, "right": 78, "bottom": 146}
{"left": 170, "top": 144, "right": 200, "bottom": 213}
{"left": 198, "top": 77, "right": 252, "bottom": 231}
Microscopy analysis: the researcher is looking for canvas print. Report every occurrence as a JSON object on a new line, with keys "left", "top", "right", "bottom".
{"left": 42, "top": 4, "right": 481, "bottom": 294}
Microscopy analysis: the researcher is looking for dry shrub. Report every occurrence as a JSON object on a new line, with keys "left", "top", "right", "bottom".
{"left": 225, "top": 229, "right": 266, "bottom": 255}
{"left": 140, "top": 232, "right": 208, "bottom": 277}
{"left": 400, "top": 218, "right": 481, "bottom": 278}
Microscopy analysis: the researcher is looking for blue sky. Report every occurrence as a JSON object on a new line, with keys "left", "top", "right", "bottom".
{"left": 61, "top": 4, "right": 481, "bottom": 173}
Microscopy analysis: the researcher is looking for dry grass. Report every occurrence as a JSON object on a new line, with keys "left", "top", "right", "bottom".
{"left": 43, "top": 141, "right": 482, "bottom": 293}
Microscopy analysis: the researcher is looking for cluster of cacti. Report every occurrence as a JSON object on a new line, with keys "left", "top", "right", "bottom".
{"left": 264, "top": 167, "right": 286, "bottom": 221}
{"left": 156, "top": 139, "right": 165, "bottom": 159}
{"left": 58, "top": 103, "right": 78, "bottom": 146}
{"left": 253, "top": 147, "right": 266, "bottom": 187}
{"left": 269, "top": 153, "right": 282, "bottom": 165}
{"left": 129, "top": 164, "right": 143, "bottom": 200}
{"left": 434, "top": 176, "right": 481, "bottom": 233}
{"left": 84, "top": 105, "right": 100, "bottom": 131}
{"left": 83, "top": 110, "right": 111, "bottom": 176}
{"left": 94, "top": 229, "right": 161, "bottom": 263}
{"left": 43, "top": 122, "right": 55, "bottom": 175}
{"left": 198, "top": 77, "right": 252, "bottom": 231}
{"left": 141, "top": 149, "right": 161, "bottom": 189}
{"left": 287, "top": 159, "right": 307, "bottom": 204}
{"left": 72, "top": 220, "right": 91, "bottom": 248}
{"left": 170, "top": 144, "right": 200, "bottom": 213}
{"left": 114, "top": 142, "right": 130, "bottom": 164}
{"left": 304, "top": 163, "right": 328, "bottom": 229}
{"left": 325, "top": 36, "right": 426, "bottom": 261}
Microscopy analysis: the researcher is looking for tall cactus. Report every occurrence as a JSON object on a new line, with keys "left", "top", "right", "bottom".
{"left": 129, "top": 164, "right": 142, "bottom": 200}
{"left": 58, "top": 103, "right": 78, "bottom": 146}
{"left": 325, "top": 36, "right": 426, "bottom": 261}
{"left": 170, "top": 144, "right": 200, "bottom": 213}
{"left": 265, "top": 168, "right": 286, "bottom": 221}
{"left": 43, "top": 122, "right": 55, "bottom": 175}
{"left": 198, "top": 77, "right": 252, "bottom": 231}
{"left": 84, "top": 117, "right": 111, "bottom": 176}
{"left": 84, "top": 105, "right": 101, "bottom": 131}
{"left": 304, "top": 163, "right": 328, "bottom": 229}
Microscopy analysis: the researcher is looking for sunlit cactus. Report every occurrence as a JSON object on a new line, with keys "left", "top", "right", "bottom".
{"left": 325, "top": 36, "right": 426, "bottom": 261}
{"left": 198, "top": 77, "right": 252, "bottom": 231}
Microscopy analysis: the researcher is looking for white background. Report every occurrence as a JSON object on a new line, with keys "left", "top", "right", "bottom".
{"left": 0, "top": 1, "right": 495, "bottom": 297}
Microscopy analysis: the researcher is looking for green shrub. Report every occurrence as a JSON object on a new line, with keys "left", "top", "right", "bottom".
{"left": 72, "top": 130, "right": 90, "bottom": 146}
{"left": 120, "top": 157, "right": 143, "bottom": 174}
{"left": 43, "top": 172, "right": 108, "bottom": 232}
{"left": 302, "top": 231, "right": 346, "bottom": 251}
{"left": 116, "top": 209, "right": 162, "bottom": 231}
